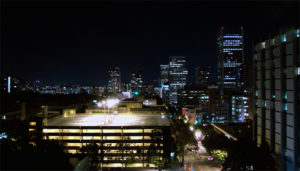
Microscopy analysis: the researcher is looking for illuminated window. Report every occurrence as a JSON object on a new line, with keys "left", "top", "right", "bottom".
{"left": 82, "top": 136, "right": 101, "bottom": 140}
{"left": 123, "top": 129, "right": 143, "bottom": 133}
{"left": 130, "top": 136, "right": 143, "bottom": 140}
{"left": 104, "top": 143, "right": 118, "bottom": 147}
{"left": 67, "top": 149, "right": 77, "bottom": 154}
{"left": 261, "top": 42, "right": 266, "bottom": 49}
{"left": 83, "top": 129, "right": 101, "bottom": 133}
{"left": 127, "top": 163, "right": 143, "bottom": 167}
{"left": 271, "top": 38, "right": 275, "bottom": 45}
{"left": 143, "top": 136, "right": 151, "bottom": 140}
{"left": 66, "top": 143, "right": 82, "bottom": 147}
{"left": 29, "top": 122, "right": 36, "bottom": 126}
{"left": 103, "top": 163, "right": 122, "bottom": 168}
{"left": 144, "top": 143, "right": 151, "bottom": 146}
{"left": 103, "top": 129, "right": 121, "bottom": 133}
{"left": 284, "top": 92, "right": 287, "bottom": 99}
{"left": 104, "top": 150, "right": 120, "bottom": 154}
{"left": 61, "top": 129, "right": 81, "bottom": 133}
{"left": 285, "top": 104, "right": 288, "bottom": 111}
{"left": 29, "top": 128, "right": 35, "bottom": 132}
{"left": 281, "top": 34, "right": 287, "bottom": 42}
{"left": 62, "top": 136, "right": 81, "bottom": 140}
{"left": 43, "top": 129, "right": 60, "bottom": 133}
{"left": 48, "top": 136, "right": 61, "bottom": 140}
{"left": 104, "top": 136, "right": 121, "bottom": 140}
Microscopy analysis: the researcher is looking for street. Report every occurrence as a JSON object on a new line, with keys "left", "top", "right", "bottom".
{"left": 183, "top": 150, "right": 221, "bottom": 171}
{"left": 181, "top": 129, "right": 221, "bottom": 171}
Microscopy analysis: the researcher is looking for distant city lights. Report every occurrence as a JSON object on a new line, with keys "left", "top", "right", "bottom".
{"left": 0, "top": 132, "right": 7, "bottom": 139}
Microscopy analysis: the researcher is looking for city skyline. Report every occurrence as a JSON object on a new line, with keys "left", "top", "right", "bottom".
{"left": 1, "top": 1, "right": 298, "bottom": 85}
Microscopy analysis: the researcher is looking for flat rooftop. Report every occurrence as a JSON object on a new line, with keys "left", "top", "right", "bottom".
{"left": 46, "top": 114, "right": 171, "bottom": 127}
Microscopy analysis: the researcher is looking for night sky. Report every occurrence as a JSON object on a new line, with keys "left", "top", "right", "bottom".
{"left": 1, "top": 1, "right": 299, "bottom": 85}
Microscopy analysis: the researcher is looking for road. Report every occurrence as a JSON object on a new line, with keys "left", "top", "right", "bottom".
{"left": 183, "top": 150, "right": 221, "bottom": 171}
{"left": 182, "top": 129, "right": 222, "bottom": 171}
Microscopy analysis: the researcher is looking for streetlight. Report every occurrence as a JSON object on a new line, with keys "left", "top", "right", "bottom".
{"left": 195, "top": 130, "right": 202, "bottom": 139}
{"left": 189, "top": 126, "right": 194, "bottom": 132}
{"left": 97, "top": 102, "right": 103, "bottom": 108}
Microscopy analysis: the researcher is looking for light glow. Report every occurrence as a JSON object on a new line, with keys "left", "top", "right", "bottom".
{"left": 189, "top": 126, "right": 194, "bottom": 132}
{"left": 7, "top": 77, "right": 11, "bottom": 94}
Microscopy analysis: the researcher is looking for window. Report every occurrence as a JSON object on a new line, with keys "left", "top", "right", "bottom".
{"left": 281, "top": 34, "right": 286, "bottom": 42}
{"left": 29, "top": 122, "right": 36, "bottom": 126}
{"left": 261, "top": 42, "right": 266, "bottom": 49}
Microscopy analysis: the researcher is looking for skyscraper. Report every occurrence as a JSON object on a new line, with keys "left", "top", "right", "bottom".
{"left": 160, "top": 65, "right": 169, "bottom": 85}
{"left": 253, "top": 28, "right": 299, "bottom": 171}
{"left": 217, "top": 26, "right": 244, "bottom": 91}
{"left": 160, "top": 64, "right": 170, "bottom": 102}
{"left": 107, "top": 67, "right": 121, "bottom": 94}
{"left": 195, "top": 66, "right": 210, "bottom": 87}
{"left": 168, "top": 56, "right": 188, "bottom": 106}
{"left": 130, "top": 70, "right": 143, "bottom": 94}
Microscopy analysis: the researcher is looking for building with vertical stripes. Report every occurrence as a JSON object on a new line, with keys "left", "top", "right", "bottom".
{"left": 253, "top": 28, "right": 299, "bottom": 171}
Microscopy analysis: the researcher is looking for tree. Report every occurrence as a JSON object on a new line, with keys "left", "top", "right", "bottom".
{"left": 1, "top": 139, "right": 73, "bottom": 170}
{"left": 1, "top": 119, "right": 73, "bottom": 170}
{"left": 201, "top": 131, "right": 231, "bottom": 153}
{"left": 222, "top": 138, "right": 275, "bottom": 170}
{"left": 170, "top": 119, "right": 197, "bottom": 165}
{"left": 79, "top": 142, "right": 100, "bottom": 170}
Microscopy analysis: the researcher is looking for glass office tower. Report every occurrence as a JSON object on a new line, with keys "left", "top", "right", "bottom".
{"left": 168, "top": 56, "right": 188, "bottom": 106}
{"left": 108, "top": 67, "right": 121, "bottom": 94}
{"left": 217, "top": 26, "right": 244, "bottom": 91}
{"left": 130, "top": 70, "right": 143, "bottom": 94}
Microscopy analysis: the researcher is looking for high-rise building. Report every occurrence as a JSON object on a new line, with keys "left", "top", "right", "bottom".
{"left": 177, "top": 84, "right": 206, "bottom": 106}
{"left": 195, "top": 66, "right": 210, "bottom": 87}
{"left": 168, "top": 56, "right": 188, "bottom": 106}
{"left": 240, "top": 63, "right": 252, "bottom": 93}
{"left": 159, "top": 65, "right": 170, "bottom": 102}
{"left": 160, "top": 65, "right": 169, "bottom": 85}
{"left": 130, "top": 70, "right": 143, "bottom": 94}
{"left": 231, "top": 95, "right": 250, "bottom": 122}
{"left": 1, "top": 76, "right": 22, "bottom": 93}
{"left": 107, "top": 67, "right": 121, "bottom": 94}
{"left": 253, "top": 28, "right": 299, "bottom": 171}
{"left": 217, "top": 26, "right": 244, "bottom": 91}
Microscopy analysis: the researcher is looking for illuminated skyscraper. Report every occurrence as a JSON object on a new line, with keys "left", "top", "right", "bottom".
{"left": 130, "top": 70, "right": 143, "bottom": 94}
{"left": 107, "top": 67, "right": 121, "bottom": 94}
{"left": 168, "top": 56, "right": 188, "bottom": 106}
{"left": 160, "top": 65, "right": 169, "bottom": 85}
{"left": 217, "top": 26, "right": 244, "bottom": 91}
{"left": 195, "top": 66, "right": 210, "bottom": 87}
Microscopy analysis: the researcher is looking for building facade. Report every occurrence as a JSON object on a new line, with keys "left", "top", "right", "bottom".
{"left": 217, "top": 27, "right": 244, "bottom": 90}
{"left": 231, "top": 95, "right": 250, "bottom": 122}
{"left": 107, "top": 67, "right": 121, "bottom": 94}
{"left": 29, "top": 114, "right": 171, "bottom": 169}
{"left": 168, "top": 56, "right": 188, "bottom": 106}
{"left": 253, "top": 28, "right": 299, "bottom": 171}
{"left": 1, "top": 76, "right": 22, "bottom": 93}
{"left": 130, "top": 70, "right": 143, "bottom": 94}
{"left": 195, "top": 66, "right": 210, "bottom": 87}
{"left": 160, "top": 65, "right": 169, "bottom": 86}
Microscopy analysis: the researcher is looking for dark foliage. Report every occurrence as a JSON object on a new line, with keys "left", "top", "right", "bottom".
{"left": 1, "top": 139, "right": 73, "bottom": 170}
{"left": 223, "top": 138, "right": 275, "bottom": 170}
{"left": 202, "top": 132, "right": 232, "bottom": 153}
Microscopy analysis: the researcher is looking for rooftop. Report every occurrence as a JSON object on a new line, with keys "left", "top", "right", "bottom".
{"left": 46, "top": 114, "right": 171, "bottom": 127}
